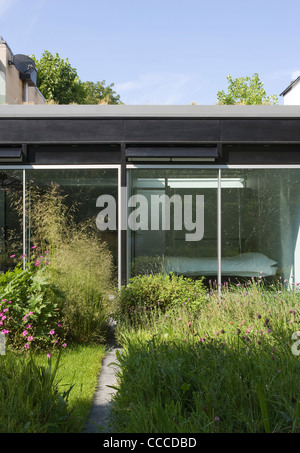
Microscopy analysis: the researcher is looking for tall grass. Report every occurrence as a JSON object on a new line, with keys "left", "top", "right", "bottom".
{"left": 111, "top": 278, "right": 300, "bottom": 433}
{"left": 0, "top": 351, "right": 71, "bottom": 433}
{"left": 26, "top": 183, "right": 116, "bottom": 344}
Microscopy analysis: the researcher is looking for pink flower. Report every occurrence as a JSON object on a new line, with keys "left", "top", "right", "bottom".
{"left": 2, "top": 329, "right": 9, "bottom": 334}
{"left": 7, "top": 301, "right": 11, "bottom": 304}
{"left": 47, "top": 353, "right": 51, "bottom": 358}
{"left": 26, "top": 324, "right": 31, "bottom": 329}
{"left": 45, "top": 250, "right": 49, "bottom": 254}
{"left": 2, "top": 308, "right": 8, "bottom": 313}
{"left": 28, "top": 336, "right": 33, "bottom": 341}
{"left": 22, "top": 330, "right": 28, "bottom": 336}
{"left": 24, "top": 344, "right": 29, "bottom": 349}
{"left": 57, "top": 323, "right": 62, "bottom": 327}
{"left": 2, "top": 316, "right": 6, "bottom": 321}
{"left": 10, "top": 255, "right": 15, "bottom": 258}
{"left": 31, "top": 245, "right": 37, "bottom": 249}
{"left": 49, "top": 330, "right": 55, "bottom": 335}
{"left": 22, "top": 254, "right": 26, "bottom": 258}
{"left": 28, "top": 312, "right": 33, "bottom": 315}
{"left": 62, "top": 343, "right": 67, "bottom": 348}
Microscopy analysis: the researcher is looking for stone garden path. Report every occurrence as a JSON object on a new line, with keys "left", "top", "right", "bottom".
{"left": 83, "top": 320, "right": 121, "bottom": 433}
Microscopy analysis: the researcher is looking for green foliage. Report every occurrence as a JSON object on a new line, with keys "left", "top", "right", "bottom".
{"left": 27, "top": 183, "right": 116, "bottom": 344}
{"left": 118, "top": 273, "right": 207, "bottom": 318}
{"left": 34, "top": 345, "right": 106, "bottom": 432}
{"left": 31, "top": 50, "right": 122, "bottom": 105}
{"left": 217, "top": 73, "right": 279, "bottom": 105}
{"left": 83, "top": 80, "right": 122, "bottom": 105}
{"left": 32, "top": 51, "right": 86, "bottom": 104}
{"left": 0, "top": 257, "right": 65, "bottom": 350}
{"left": 112, "top": 281, "right": 300, "bottom": 433}
{"left": 0, "top": 351, "right": 72, "bottom": 433}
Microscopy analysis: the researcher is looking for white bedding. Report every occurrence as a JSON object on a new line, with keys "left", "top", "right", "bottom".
{"left": 163, "top": 252, "right": 278, "bottom": 277}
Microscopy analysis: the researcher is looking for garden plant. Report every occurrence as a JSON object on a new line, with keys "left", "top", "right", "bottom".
{"left": 0, "top": 184, "right": 117, "bottom": 433}
{"left": 111, "top": 275, "right": 300, "bottom": 433}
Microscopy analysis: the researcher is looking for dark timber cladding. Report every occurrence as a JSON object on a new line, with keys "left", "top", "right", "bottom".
{"left": 0, "top": 105, "right": 300, "bottom": 165}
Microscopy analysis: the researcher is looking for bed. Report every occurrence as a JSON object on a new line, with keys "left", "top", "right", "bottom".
{"left": 163, "top": 252, "right": 278, "bottom": 277}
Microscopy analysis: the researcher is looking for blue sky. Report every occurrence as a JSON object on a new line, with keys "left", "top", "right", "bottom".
{"left": 0, "top": 0, "right": 299, "bottom": 105}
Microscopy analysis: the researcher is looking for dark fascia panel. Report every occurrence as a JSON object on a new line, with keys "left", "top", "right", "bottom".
{"left": 0, "top": 148, "right": 23, "bottom": 161}
{"left": 125, "top": 146, "right": 218, "bottom": 158}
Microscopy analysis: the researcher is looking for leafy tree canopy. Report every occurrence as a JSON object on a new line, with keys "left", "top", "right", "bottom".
{"left": 83, "top": 80, "right": 121, "bottom": 105}
{"left": 31, "top": 50, "right": 122, "bottom": 105}
{"left": 216, "top": 73, "right": 278, "bottom": 105}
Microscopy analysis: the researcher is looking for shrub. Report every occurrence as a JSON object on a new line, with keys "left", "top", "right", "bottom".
{"left": 117, "top": 273, "right": 207, "bottom": 319}
{"left": 0, "top": 254, "right": 65, "bottom": 351}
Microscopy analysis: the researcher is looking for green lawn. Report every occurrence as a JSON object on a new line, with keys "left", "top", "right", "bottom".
{"left": 36, "top": 344, "right": 106, "bottom": 432}
{"left": 0, "top": 344, "right": 106, "bottom": 433}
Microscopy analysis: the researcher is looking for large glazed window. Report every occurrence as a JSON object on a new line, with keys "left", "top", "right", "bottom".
{"left": 221, "top": 169, "right": 300, "bottom": 285}
{"left": 0, "top": 170, "right": 23, "bottom": 272}
{"left": 127, "top": 168, "right": 218, "bottom": 282}
{"left": 25, "top": 169, "right": 118, "bottom": 269}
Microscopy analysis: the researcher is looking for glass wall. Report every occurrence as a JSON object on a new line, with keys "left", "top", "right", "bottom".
{"left": 128, "top": 167, "right": 300, "bottom": 287}
{"left": 127, "top": 168, "right": 218, "bottom": 283}
{"left": 25, "top": 168, "right": 118, "bottom": 269}
{"left": 221, "top": 169, "right": 300, "bottom": 285}
{"left": 0, "top": 166, "right": 299, "bottom": 288}
{"left": 0, "top": 170, "right": 23, "bottom": 272}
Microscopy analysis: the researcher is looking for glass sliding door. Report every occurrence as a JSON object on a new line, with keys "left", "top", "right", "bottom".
{"left": 25, "top": 168, "right": 119, "bottom": 274}
{"left": 0, "top": 169, "right": 23, "bottom": 272}
{"left": 127, "top": 168, "right": 218, "bottom": 284}
{"left": 221, "top": 169, "right": 300, "bottom": 285}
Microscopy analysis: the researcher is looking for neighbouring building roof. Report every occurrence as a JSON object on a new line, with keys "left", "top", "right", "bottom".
{"left": 280, "top": 76, "right": 300, "bottom": 97}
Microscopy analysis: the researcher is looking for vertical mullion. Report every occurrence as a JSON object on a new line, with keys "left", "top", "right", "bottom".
{"left": 218, "top": 168, "right": 221, "bottom": 295}
{"left": 117, "top": 165, "right": 121, "bottom": 290}
{"left": 120, "top": 143, "right": 127, "bottom": 288}
{"left": 22, "top": 169, "right": 26, "bottom": 270}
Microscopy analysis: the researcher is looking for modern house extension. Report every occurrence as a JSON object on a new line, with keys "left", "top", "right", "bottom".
{"left": 0, "top": 104, "right": 300, "bottom": 290}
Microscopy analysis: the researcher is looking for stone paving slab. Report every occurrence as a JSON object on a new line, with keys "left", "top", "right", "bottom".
{"left": 83, "top": 323, "right": 121, "bottom": 433}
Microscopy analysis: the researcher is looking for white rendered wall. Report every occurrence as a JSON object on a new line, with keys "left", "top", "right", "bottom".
{"left": 284, "top": 81, "right": 300, "bottom": 105}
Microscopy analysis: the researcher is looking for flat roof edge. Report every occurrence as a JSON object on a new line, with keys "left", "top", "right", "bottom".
{"left": 1, "top": 104, "right": 300, "bottom": 118}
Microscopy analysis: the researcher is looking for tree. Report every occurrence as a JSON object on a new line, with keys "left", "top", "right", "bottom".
{"left": 31, "top": 51, "right": 122, "bottom": 105}
{"left": 31, "top": 51, "right": 86, "bottom": 104}
{"left": 83, "top": 81, "right": 121, "bottom": 105}
{"left": 216, "top": 73, "right": 278, "bottom": 105}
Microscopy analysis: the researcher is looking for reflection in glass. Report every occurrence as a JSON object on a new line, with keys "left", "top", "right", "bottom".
{"left": 221, "top": 169, "right": 300, "bottom": 285}
{"left": 128, "top": 169, "right": 218, "bottom": 283}
{"left": 0, "top": 170, "right": 23, "bottom": 272}
{"left": 25, "top": 169, "right": 118, "bottom": 267}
